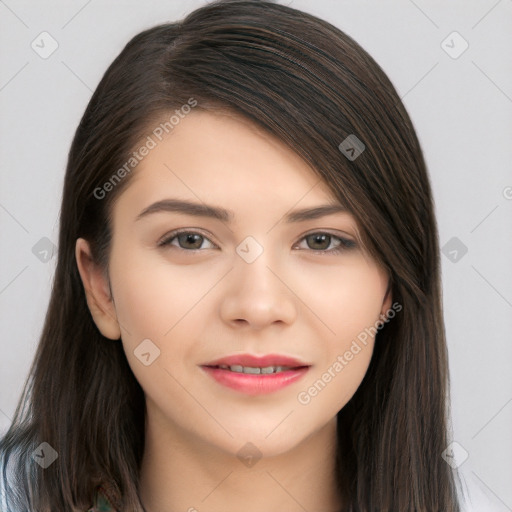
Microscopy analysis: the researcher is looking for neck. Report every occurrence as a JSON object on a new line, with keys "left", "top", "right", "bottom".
{"left": 139, "top": 413, "right": 342, "bottom": 512}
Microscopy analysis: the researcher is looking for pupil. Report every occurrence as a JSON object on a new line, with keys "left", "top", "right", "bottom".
{"left": 180, "top": 233, "right": 202, "bottom": 249}
{"left": 309, "top": 234, "right": 330, "bottom": 250}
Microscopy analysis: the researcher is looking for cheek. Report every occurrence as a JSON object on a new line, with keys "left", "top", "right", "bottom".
{"left": 297, "top": 260, "right": 386, "bottom": 343}
{"left": 298, "top": 331, "right": 376, "bottom": 419}
{"left": 109, "top": 258, "right": 196, "bottom": 411}
{"left": 108, "top": 250, "right": 215, "bottom": 388}
{"left": 109, "top": 248, "right": 212, "bottom": 341}
{"left": 294, "top": 264, "right": 384, "bottom": 410}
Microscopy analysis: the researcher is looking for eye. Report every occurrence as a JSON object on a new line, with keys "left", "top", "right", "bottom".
{"left": 158, "top": 229, "right": 356, "bottom": 254}
{"left": 294, "top": 232, "right": 356, "bottom": 254}
{"left": 158, "top": 230, "right": 217, "bottom": 251}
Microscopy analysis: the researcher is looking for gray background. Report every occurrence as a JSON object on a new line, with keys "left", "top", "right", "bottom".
{"left": 1, "top": 0, "right": 511, "bottom": 509}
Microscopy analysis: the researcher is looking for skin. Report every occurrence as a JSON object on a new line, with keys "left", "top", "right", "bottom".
{"left": 76, "top": 110, "right": 392, "bottom": 512}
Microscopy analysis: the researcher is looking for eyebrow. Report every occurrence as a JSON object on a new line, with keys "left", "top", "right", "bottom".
{"left": 135, "top": 198, "right": 347, "bottom": 224}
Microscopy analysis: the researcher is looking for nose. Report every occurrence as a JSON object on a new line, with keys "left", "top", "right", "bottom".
{"left": 219, "top": 248, "right": 297, "bottom": 330}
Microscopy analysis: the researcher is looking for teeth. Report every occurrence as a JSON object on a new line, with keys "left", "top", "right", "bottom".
{"left": 217, "top": 365, "right": 293, "bottom": 374}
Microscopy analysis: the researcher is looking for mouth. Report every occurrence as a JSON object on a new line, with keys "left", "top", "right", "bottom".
{"left": 208, "top": 364, "right": 307, "bottom": 374}
{"left": 200, "top": 353, "right": 311, "bottom": 395}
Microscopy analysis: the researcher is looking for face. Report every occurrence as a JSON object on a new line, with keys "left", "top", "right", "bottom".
{"left": 77, "top": 109, "right": 391, "bottom": 458}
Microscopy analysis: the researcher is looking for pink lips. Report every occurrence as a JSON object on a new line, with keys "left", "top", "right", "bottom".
{"left": 200, "top": 353, "right": 311, "bottom": 395}
{"left": 204, "top": 353, "right": 308, "bottom": 368}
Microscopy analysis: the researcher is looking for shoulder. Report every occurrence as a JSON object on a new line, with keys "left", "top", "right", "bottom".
{"left": 87, "top": 483, "right": 122, "bottom": 512}
{"left": 1, "top": 445, "right": 120, "bottom": 512}
{"left": 0, "top": 453, "right": 6, "bottom": 512}
{"left": 0, "top": 445, "right": 19, "bottom": 512}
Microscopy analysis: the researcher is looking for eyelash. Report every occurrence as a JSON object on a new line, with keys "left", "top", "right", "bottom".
{"left": 157, "top": 229, "right": 356, "bottom": 255}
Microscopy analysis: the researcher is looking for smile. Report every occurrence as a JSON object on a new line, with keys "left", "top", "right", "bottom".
{"left": 200, "top": 363, "right": 310, "bottom": 395}
{"left": 216, "top": 364, "right": 296, "bottom": 374}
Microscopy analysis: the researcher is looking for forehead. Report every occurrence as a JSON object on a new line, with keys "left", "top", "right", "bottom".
{"left": 114, "top": 109, "right": 342, "bottom": 217}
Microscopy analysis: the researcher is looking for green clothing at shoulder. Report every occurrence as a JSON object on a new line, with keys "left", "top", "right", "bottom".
{"left": 87, "top": 485, "right": 119, "bottom": 512}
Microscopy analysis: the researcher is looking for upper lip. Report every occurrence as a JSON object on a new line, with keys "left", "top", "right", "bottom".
{"left": 202, "top": 353, "right": 310, "bottom": 368}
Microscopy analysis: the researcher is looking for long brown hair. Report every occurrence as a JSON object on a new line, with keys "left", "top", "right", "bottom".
{"left": 0, "top": 1, "right": 460, "bottom": 510}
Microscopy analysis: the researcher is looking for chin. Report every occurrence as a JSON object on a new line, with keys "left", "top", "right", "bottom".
{"left": 206, "top": 423, "right": 315, "bottom": 460}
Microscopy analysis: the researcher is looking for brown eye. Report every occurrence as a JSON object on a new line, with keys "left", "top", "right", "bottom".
{"left": 306, "top": 233, "right": 331, "bottom": 250}
{"left": 158, "top": 230, "right": 216, "bottom": 251}
{"left": 176, "top": 233, "right": 204, "bottom": 250}
{"left": 296, "top": 232, "right": 356, "bottom": 254}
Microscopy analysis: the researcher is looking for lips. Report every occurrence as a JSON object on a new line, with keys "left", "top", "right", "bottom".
{"left": 200, "top": 353, "right": 311, "bottom": 395}
{"left": 203, "top": 353, "right": 309, "bottom": 369}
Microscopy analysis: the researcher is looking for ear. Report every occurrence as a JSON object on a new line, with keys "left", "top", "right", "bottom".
{"left": 75, "top": 238, "right": 121, "bottom": 340}
{"left": 380, "top": 280, "right": 393, "bottom": 319}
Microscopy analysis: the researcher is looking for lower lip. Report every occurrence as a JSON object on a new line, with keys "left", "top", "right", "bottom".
{"left": 200, "top": 366, "right": 310, "bottom": 395}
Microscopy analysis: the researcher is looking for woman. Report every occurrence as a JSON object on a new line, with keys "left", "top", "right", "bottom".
{"left": 0, "top": 1, "right": 462, "bottom": 510}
